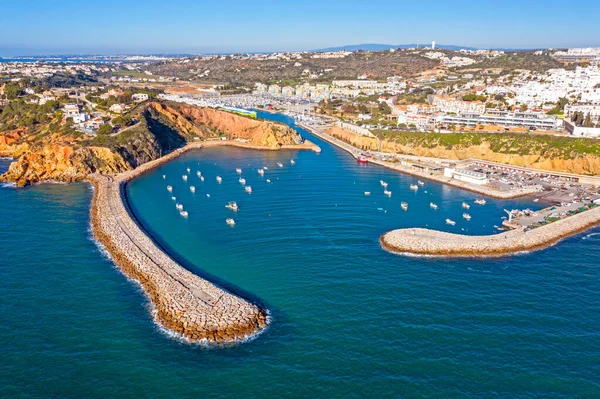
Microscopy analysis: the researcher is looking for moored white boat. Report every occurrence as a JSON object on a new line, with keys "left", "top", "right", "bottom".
{"left": 401, "top": 202, "right": 408, "bottom": 211}
{"left": 167, "top": 185, "right": 173, "bottom": 192}
{"left": 189, "top": 186, "right": 195, "bottom": 193}
{"left": 418, "top": 180, "right": 425, "bottom": 186}
{"left": 266, "top": 179, "right": 271, "bottom": 183}
{"left": 162, "top": 175, "right": 166, "bottom": 179}
{"left": 200, "top": 176, "right": 205, "bottom": 182}
{"left": 462, "top": 202, "right": 470, "bottom": 209}
{"left": 410, "top": 184, "right": 418, "bottom": 191}
{"left": 463, "top": 213, "right": 471, "bottom": 220}
{"left": 180, "top": 211, "right": 188, "bottom": 217}
{"left": 239, "top": 177, "right": 246, "bottom": 185}
{"left": 380, "top": 180, "right": 388, "bottom": 188}
{"left": 182, "top": 175, "right": 188, "bottom": 182}
{"left": 225, "top": 201, "right": 238, "bottom": 212}
{"left": 226, "top": 218, "right": 235, "bottom": 226}
{"left": 258, "top": 169, "right": 265, "bottom": 176}
{"left": 245, "top": 186, "right": 252, "bottom": 193}
{"left": 236, "top": 168, "right": 242, "bottom": 174}
{"left": 277, "top": 162, "right": 284, "bottom": 167}
{"left": 446, "top": 218, "right": 456, "bottom": 225}
{"left": 171, "top": 196, "right": 176, "bottom": 201}
{"left": 430, "top": 202, "right": 438, "bottom": 210}
{"left": 475, "top": 199, "right": 486, "bottom": 205}
{"left": 216, "top": 176, "right": 222, "bottom": 183}
{"left": 384, "top": 190, "right": 392, "bottom": 197}
{"left": 176, "top": 203, "right": 184, "bottom": 211}
{"left": 364, "top": 191, "right": 371, "bottom": 196}
{"left": 186, "top": 168, "right": 190, "bottom": 173}
{"left": 196, "top": 171, "right": 201, "bottom": 177}
{"left": 290, "top": 159, "right": 296, "bottom": 165}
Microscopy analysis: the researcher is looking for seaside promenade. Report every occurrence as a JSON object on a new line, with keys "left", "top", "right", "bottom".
{"left": 89, "top": 139, "right": 320, "bottom": 343}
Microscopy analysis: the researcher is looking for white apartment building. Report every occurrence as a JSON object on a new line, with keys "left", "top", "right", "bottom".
{"left": 431, "top": 96, "right": 485, "bottom": 114}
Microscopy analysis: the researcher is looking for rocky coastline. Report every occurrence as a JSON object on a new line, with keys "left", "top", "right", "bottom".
{"left": 380, "top": 205, "right": 600, "bottom": 257}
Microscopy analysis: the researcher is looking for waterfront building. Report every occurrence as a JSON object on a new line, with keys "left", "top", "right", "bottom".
{"left": 436, "top": 110, "right": 561, "bottom": 130}
{"left": 444, "top": 168, "right": 489, "bottom": 185}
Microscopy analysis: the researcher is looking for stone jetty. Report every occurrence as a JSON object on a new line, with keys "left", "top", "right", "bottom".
{"left": 89, "top": 139, "right": 320, "bottom": 344}
{"left": 380, "top": 205, "right": 600, "bottom": 257}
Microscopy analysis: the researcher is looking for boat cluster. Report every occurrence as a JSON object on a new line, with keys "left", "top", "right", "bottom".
{"left": 164, "top": 158, "right": 295, "bottom": 226}
{"left": 368, "top": 178, "right": 490, "bottom": 227}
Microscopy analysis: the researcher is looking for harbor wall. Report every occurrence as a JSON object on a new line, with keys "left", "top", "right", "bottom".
{"left": 88, "top": 139, "right": 319, "bottom": 344}
{"left": 380, "top": 205, "right": 600, "bottom": 257}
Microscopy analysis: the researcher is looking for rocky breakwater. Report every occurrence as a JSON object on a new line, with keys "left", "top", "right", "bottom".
{"left": 90, "top": 160, "right": 268, "bottom": 344}
{"left": 380, "top": 205, "right": 600, "bottom": 257}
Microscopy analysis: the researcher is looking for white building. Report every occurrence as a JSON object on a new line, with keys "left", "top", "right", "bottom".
{"left": 444, "top": 168, "right": 488, "bottom": 185}
{"left": 132, "top": 93, "right": 149, "bottom": 102}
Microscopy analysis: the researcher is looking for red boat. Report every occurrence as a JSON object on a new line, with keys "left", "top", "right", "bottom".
{"left": 357, "top": 155, "right": 368, "bottom": 163}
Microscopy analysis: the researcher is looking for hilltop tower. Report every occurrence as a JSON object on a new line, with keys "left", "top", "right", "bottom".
{"left": 432, "top": 41, "right": 436, "bottom": 50}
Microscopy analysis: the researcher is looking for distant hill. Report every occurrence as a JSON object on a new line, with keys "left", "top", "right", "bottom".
{"left": 312, "top": 43, "right": 478, "bottom": 52}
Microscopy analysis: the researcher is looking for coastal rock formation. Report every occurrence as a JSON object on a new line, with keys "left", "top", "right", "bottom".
{"left": 0, "top": 101, "right": 303, "bottom": 186}
{"left": 326, "top": 126, "right": 600, "bottom": 176}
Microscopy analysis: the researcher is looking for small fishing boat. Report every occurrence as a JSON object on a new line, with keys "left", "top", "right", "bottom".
{"left": 463, "top": 213, "right": 471, "bottom": 221}
{"left": 446, "top": 219, "right": 456, "bottom": 225}
{"left": 533, "top": 198, "right": 539, "bottom": 203}
{"left": 462, "top": 202, "right": 470, "bottom": 209}
{"left": 410, "top": 184, "right": 418, "bottom": 191}
{"left": 245, "top": 186, "right": 252, "bottom": 193}
{"left": 364, "top": 191, "right": 371, "bottom": 196}
{"left": 264, "top": 166, "right": 269, "bottom": 170}
{"left": 186, "top": 168, "right": 190, "bottom": 173}
{"left": 180, "top": 211, "right": 188, "bottom": 218}
{"left": 189, "top": 186, "right": 195, "bottom": 193}
{"left": 206, "top": 194, "right": 211, "bottom": 198}
{"left": 380, "top": 180, "right": 388, "bottom": 188}
{"left": 200, "top": 176, "right": 205, "bottom": 182}
{"left": 226, "top": 218, "right": 235, "bottom": 226}
{"left": 475, "top": 199, "right": 486, "bottom": 205}
{"left": 239, "top": 177, "right": 246, "bottom": 185}
{"left": 176, "top": 203, "right": 183, "bottom": 211}
{"left": 182, "top": 175, "right": 188, "bottom": 182}
{"left": 171, "top": 196, "right": 176, "bottom": 201}
{"left": 266, "top": 179, "right": 271, "bottom": 183}
{"left": 417, "top": 180, "right": 425, "bottom": 186}
{"left": 430, "top": 202, "right": 438, "bottom": 210}
{"left": 357, "top": 155, "right": 368, "bottom": 163}
{"left": 277, "top": 162, "right": 284, "bottom": 167}
{"left": 236, "top": 168, "right": 242, "bottom": 174}
{"left": 258, "top": 169, "right": 265, "bottom": 176}
{"left": 162, "top": 175, "right": 166, "bottom": 179}
{"left": 196, "top": 171, "right": 201, "bottom": 177}
{"left": 401, "top": 202, "right": 408, "bottom": 211}
{"left": 225, "top": 201, "right": 238, "bottom": 212}
{"left": 384, "top": 190, "right": 392, "bottom": 197}
{"left": 216, "top": 176, "right": 222, "bottom": 183}
{"left": 290, "top": 159, "right": 296, "bottom": 165}
{"left": 167, "top": 185, "right": 173, "bottom": 192}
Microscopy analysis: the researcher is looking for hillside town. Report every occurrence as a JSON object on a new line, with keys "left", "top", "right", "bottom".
{"left": 2, "top": 46, "right": 600, "bottom": 138}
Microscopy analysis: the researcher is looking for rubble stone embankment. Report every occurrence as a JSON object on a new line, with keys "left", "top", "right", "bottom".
{"left": 380, "top": 205, "right": 600, "bottom": 257}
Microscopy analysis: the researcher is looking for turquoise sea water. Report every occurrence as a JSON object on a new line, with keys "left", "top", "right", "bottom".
{"left": 1, "top": 113, "right": 600, "bottom": 398}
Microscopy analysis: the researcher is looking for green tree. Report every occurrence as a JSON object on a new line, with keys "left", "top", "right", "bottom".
{"left": 583, "top": 113, "right": 593, "bottom": 128}
{"left": 96, "top": 124, "right": 113, "bottom": 135}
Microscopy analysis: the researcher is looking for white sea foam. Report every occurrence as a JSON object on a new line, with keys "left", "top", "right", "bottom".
{"left": 1, "top": 182, "right": 16, "bottom": 188}
{"left": 583, "top": 232, "right": 600, "bottom": 240}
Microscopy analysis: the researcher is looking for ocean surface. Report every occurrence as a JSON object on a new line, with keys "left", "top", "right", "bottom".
{"left": 1, "top": 113, "right": 600, "bottom": 398}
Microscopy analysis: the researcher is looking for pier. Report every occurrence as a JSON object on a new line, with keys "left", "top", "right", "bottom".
{"left": 89, "top": 139, "right": 319, "bottom": 344}
{"left": 380, "top": 205, "right": 600, "bottom": 257}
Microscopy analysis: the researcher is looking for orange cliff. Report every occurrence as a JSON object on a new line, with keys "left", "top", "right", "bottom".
{"left": 325, "top": 126, "right": 600, "bottom": 176}
{"left": 0, "top": 101, "right": 306, "bottom": 186}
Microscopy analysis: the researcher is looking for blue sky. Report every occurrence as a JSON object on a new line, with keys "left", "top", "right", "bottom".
{"left": 1, "top": 0, "right": 599, "bottom": 55}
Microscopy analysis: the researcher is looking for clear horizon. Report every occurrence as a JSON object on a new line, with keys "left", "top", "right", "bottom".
{"left": 1, "top": 0, "right": 599, "bottom": 56}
